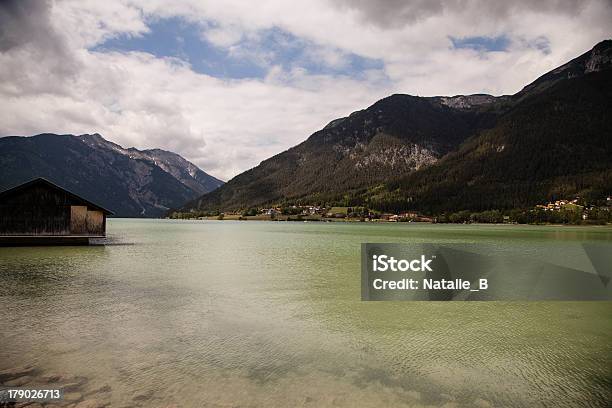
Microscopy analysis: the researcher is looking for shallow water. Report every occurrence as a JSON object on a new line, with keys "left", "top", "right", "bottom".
{"left": 1, "top": 219, "right": 611, "bottom": 407}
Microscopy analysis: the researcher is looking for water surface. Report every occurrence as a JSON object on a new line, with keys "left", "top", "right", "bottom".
{"left": 1, "top": 220, "right": 610, "bottom": 407}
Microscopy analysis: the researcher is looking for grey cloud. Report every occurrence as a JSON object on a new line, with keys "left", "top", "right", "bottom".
{"left": 1, "top": 0, "right": 610, "bottom": 180}
{"left": 0, "top": 0, "right": 78, "bottom": 97}
{"left": 333, "top": 0, "right": 589, "bottom": 28}
{"left": 333, "top": 0, "right": 444, "bottom": 27}
{"left": 0, "top": 0, "right": 45, "bottom": 51}
{"left": 0, "top": 0, "right": 60, "bottom": 52}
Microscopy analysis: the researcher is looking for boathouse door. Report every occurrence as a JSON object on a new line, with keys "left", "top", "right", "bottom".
{"left": 70, "top": 205, "right": 88, "bottom": 234}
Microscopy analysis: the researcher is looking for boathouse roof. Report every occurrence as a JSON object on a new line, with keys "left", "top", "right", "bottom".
{"left": 0, "top": 177, "right": 114, "bottom": 215}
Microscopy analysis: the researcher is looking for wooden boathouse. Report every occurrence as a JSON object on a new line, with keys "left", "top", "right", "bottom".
{"left": 0, "top": 178, "right": 113, "bottom": 246}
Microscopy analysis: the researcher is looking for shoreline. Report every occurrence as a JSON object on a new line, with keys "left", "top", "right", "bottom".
{"left": 155, "top": 216, "right": 612, "bottom": 227}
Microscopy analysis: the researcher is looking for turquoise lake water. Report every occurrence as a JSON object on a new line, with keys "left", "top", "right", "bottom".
{"left": 1, "top": 219, "right": 610, "bottom": 407}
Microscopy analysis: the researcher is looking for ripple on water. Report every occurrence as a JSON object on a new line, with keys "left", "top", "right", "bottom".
{"left": 0, "top": 220, "right": 610, "bottom": 407}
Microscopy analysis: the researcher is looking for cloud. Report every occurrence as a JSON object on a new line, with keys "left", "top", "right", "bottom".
{"left": 202, "top": 24, "right": 244, "bottom": 48}
{"left": 333, "top": 0, "right": 587, "bottom": 28}
{"left": 0, "top": 0, "right": 53, "bottom": 52}
{"left": 0, "top": 0, "right": 79, "bottom": 99}
{"left": 0, "top": 0, "right": 611, "bottom": 180}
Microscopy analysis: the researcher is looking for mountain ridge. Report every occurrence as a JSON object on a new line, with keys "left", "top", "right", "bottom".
{"left": 78, "top": 133, "right": 224, "bottom": 194}
{"left": 178, "top": 39, "right": 612, "bottom": 214}
{"left": 0, "top": 133, "right": 223, "bottom": 217}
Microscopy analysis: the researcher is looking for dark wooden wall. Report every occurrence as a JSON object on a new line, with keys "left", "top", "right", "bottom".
{"left": 0, "top": 184, "right": 72, "bottom": 235}
{"left": 0, "top": 182, "right": 108, "bottom": 236}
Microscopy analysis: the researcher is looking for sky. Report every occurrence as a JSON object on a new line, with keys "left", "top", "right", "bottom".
{"left": 1, "top": 0, "right": 611, "bottom": 181}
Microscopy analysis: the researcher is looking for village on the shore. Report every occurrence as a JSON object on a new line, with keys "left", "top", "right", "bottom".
{"left": 169, "top": 196, "right": 612, "bottom": 225}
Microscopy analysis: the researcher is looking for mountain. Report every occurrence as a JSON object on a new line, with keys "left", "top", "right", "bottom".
{"left": 374, "top": 40, "right": 612, "bottom": 213}
{"left": 79, "top": 134, "right": 222, "bottom": 195}
{"left": 180, "top": 40, "right": 612, "bottom": 214}
{"left": 515, "top": 39, "right": 612, "bottom": 100}
{"left": 0, "top": 133, "right": 223, "bottom": 217}
{"left": 180, "top": 92, "right": 500, "bottom": 211}
{"left": 380, "top": 68, "right": 612, "bottom": 213}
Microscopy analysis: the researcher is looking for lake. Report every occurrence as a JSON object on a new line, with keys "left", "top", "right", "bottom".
{"left": 1, "top": 219, "right": 611, "bottom": 407}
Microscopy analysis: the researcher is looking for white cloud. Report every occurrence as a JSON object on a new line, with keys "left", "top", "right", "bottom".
{"left": 202, "top": 24, "right": 244, "bottom": 48}
{"left": 0, "top": 0, "right": 610, "bottom": 180}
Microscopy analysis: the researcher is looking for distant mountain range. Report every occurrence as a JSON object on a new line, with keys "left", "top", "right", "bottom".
{"left": 0, "top": 133, "right": 223, "bottom": 217}
{"left": 179, "top": 40, "right": 612, "bottom": 214}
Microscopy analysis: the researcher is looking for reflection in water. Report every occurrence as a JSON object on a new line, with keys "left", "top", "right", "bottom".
{"left": 0, "top": 220, "right": 610, "bottom": 407}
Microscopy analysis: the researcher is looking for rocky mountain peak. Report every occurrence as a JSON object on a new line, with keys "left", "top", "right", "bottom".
{"left": 585, "top": 39, "right": 612, "bottom": 73}
{"left": 519, "top": 39, "right": 612, "bottom": 97}
{"left": 435, "top": 94, "right": 500, "bottom": 109}
{"left": 77, "top": 133, "right": 223, "bottom": 195}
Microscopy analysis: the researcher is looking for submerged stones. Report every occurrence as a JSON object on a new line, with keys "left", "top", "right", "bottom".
{"left": 4, "top": 375, "right": 34, "bottom": 387}
{"left": 0, "top": 364, "right": 115, "bottom": 408}
{"left": 0, "top": 365, "right": 36, "bottom": 382}
{"left": 74, "top": 399, "right": 107, "bottom": 408}
{"left": 64, "top": 391, "right": 84, "bottom": 402}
